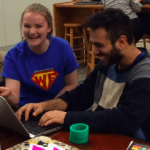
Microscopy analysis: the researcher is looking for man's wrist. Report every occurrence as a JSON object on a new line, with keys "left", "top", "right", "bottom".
{"left": 40, "top": 98, "right": 68, "bottom": 112}
{"left": 40, "top": 101, "right": 51, "bottom": 111}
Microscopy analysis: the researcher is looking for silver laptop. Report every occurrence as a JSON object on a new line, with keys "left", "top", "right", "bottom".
{"left": 0, "top": 96, "right": 62, "bottom": 138}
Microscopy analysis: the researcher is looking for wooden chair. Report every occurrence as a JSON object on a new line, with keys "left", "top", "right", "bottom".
{"left": 64, "top": 23, "right": 87, "bottom": 65}
{"left": 137, "top": 34, "right": 150, "bottom": 49}
{"left": 86, "top": 42, "right": 95, "bottom": 76}
{"left": 83, "top": 28, "right": 99, "bottom": 76}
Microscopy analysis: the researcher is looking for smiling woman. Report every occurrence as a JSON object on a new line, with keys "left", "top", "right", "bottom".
{"left": 0, "top": 3, "right": 79, "bottom": 107}
{"left": 22, "top": 12, "right": 51, "bottom": 54}
{"left": 20, "top": 3, "right": 53, "bottom": 54}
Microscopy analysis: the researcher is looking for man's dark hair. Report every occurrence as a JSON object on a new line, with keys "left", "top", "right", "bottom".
{"left": 84, "top": 8, "right": 133, "bottom": 45}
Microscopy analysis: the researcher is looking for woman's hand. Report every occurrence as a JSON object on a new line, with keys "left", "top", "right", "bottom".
{"left": 0, "top": 78, "right": 20, "bottom": 106}
{"left": 0, "top": 87, "right": 11, "bottom": 98}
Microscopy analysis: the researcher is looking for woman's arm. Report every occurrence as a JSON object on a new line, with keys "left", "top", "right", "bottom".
{"left": 55, "top": 70, "right": 78, "bottom": 98}
{"left": 0, "top": 78, "right": 20, "bottom": 106}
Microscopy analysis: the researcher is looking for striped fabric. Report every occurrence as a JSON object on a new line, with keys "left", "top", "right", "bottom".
{"left": 92, "top": 56, "right": 150, "bottom": 111}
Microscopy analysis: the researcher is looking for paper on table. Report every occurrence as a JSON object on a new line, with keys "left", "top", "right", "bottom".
{"left": 47, "top": 143, "right": 64, "bottom": 150}
{"left": 29, "top": 144, "right": 45, "bottom": 150}
{"left": 6, "top": 136, "right": 81, "bottom": 150}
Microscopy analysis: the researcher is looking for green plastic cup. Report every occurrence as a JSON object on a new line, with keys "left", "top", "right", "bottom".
{"left": 70, "top": 123, "right": 89, "bottom": 144}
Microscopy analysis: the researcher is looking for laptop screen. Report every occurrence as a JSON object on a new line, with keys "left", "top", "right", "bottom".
{"left": 0, "top": 96, "right": 62, "bottom": 138}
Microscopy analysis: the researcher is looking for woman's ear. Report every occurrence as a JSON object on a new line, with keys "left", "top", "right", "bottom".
{"left": 48, "top": 26, "right": 52, "bottom": 33}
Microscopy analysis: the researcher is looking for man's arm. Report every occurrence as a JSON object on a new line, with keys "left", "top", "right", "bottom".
{"left": 17, "top": 62, "right": 102, "bottom": 120}
{"left": 58, "top": 63, "right": 103, "bottom": 111}
{"left": 16, "top": 98, "right": 68, "bottom": 121}
{"left": 131, "top": 0, "right": 143, "bottom": 12}
{"left": 42, "top": 98, "right": 68, "bottom": 112}
{"left": 62, "top": 78, "right": 150, "bottom": 137}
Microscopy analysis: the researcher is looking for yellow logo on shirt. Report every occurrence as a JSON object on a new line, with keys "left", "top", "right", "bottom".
{"left": 31, "top": 69, "right": 59, "bottom": 91}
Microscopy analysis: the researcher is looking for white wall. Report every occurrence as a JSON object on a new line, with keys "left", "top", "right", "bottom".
{"left": 0, "top": 0, "right": 71, "bottom": 48}
{"left": 3, "top": 0, "right": 40, "bottom": 46}
{"left": 0, "top": 0, "right": 6, "bottom": 47}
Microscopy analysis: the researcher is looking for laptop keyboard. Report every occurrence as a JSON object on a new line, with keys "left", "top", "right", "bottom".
{"left": 21, "top": 112, "right": 61, "bottom": 135}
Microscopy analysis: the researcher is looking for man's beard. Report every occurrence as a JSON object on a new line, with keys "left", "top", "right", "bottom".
{"left": 108, "top": 45, "right": 123, "bottom": 66}
{"left": 97, "top": 45, "right": 123, "bottom": 66}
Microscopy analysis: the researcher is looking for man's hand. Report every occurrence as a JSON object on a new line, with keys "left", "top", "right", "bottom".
{"left": 16, "top": 103, "right": 45, "bottom": 121}
{"left": 38, "top": 110, "right": 67, "bottom": 126}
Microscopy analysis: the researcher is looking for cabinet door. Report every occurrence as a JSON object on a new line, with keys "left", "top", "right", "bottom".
{"left": 3, "top": 0, "right": 40, "bottom": 46}
{"left": 40, "top": 0, "right": 71, "bottom": 35}
{"left": 40, "top": 0, "right": 71, "bottom": 17}
{"left": 0, "top": 0, "right": 6, "bottom": 47}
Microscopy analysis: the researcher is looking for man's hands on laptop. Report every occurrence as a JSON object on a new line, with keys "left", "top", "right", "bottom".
{"left": 38, "top": 110, "right": 66, "bottom": 126}
{"left": 16, "top": 101, "right": 67, "bottom": 126}
{"left": 16, "top": 103, "right": 44, "bottom": 121}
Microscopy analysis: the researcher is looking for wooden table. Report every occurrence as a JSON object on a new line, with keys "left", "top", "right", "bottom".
{"left": 53, "top": 1, "right": 150, "bottom": 38}
{"left": 1, "top": 126, "right": 150, "bottom": 150}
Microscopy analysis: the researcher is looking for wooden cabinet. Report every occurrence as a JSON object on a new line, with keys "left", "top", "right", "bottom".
{"left": 53, "top": 2, "right": 104, "bottom": 38}
{"left": 53, "top": 1, "right": 150, "bottom": 38}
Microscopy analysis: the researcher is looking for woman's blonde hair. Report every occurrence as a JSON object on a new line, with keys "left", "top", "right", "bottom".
{"left": 20, "top": 3, "right": 53, "bottom": 40}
